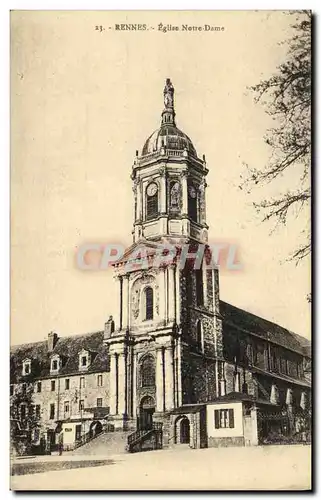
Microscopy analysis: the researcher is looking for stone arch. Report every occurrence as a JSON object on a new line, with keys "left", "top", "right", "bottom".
{"left": 130, "top": 275, "right": 157, "bottom": 324}
{"left": 174, "top": 415, "right": 191, "bottom": 445}
{"left": 139, "top": 395, "right": 156, "bottom": 431}
{"left": 89, "top": 420, "right": 103, "bottom": 438}
{"left": 145, "top": 181, "right": 160, "bottom": 220}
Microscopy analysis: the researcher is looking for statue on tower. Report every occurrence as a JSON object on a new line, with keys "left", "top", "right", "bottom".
{"left": 164, "top": 78, "right": 174, "bottom": 109}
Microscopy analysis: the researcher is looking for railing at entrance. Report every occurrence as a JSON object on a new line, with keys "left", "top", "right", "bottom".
{"left": 74, "top": 427, "right": 103, "bottom": 450}
{"left": 127, "top": 422, "right": 163, "bottom": 453}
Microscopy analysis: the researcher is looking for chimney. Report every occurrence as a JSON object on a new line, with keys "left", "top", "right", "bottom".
{"left": 48, "top": 331, "right": 58, "bottom": 352}
{"left": 104, "top": 315, "right": 115, "bottom": 340}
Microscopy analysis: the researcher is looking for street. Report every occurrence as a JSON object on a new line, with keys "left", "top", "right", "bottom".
{"left": 11, "top": 444, "right": 311, "bottom": 491}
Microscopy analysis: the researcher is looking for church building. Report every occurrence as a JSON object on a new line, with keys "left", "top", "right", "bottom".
{"left": 10, "top": 79, "right": 311, "bottom": 453}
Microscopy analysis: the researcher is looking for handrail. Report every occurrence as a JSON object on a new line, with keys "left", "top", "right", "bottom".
{"left": 74, "top": 429, "right": 103, "bottom": 450}
{"left": 127, "top": 422, "right": 163, "bottom": 452}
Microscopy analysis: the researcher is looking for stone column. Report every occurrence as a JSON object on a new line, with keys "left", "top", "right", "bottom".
{"left": 168, "top": 265, "right": 176, "bottom": 323}
{"left": 159, "top": 169, "right": 167, "bottom": 214}
{"left": 181, "top": 171, "right": 188, "bottom": 216}
{"left": 127, "top": 348, "right": 133, "bottom": 418}
{"left": 165, "top": 347, "right": 175, "bottom": 410}
{"left": 158, "top": 267, "right": 166, "bottom": 325}
{"left": 117, "top": 352, "right": 127, "bottom": 416}
{"left": 109, "top": 353, "right": 117, "bottom": 415}
{"left": 132, "top": 182, "right": 137, "bottom": 223}
{"left": 234, "top": 371, "right": 241, "bottom": 392}
{"left": 122, "top": 274, "right": 130, "bottom": 331}
{"left": 212, "top": 267, "right": 220, "bottom": 317}
{"left": 219, "top": 361, "right": 226, "bottom": 396}
{"left": 155, "top": 348, "right": 165, "bottom": 412}
{"left": 177, "top": 337, "right": 183, "bottom": 407}
{"left": 199, "top": 180, "right": 207, "bottom": 225}
{"left": 219, "top": 379, "right": 226, "bottom": 396}
{"left": 202, "top": 263, "right": 208, "bottom": 308}
{"left": 118, "top": 277, "right": 123, "bottom": 331}
{"left": 175, "top": 266, "right": 181, "bottom": 325}
{"left": 137, "top": 180, "right": 142, "bottom": 221}
{"left": 132, "top": 352, "right": 138, "bottom": 419}
{"left": 141, "top": 179, "right": 147, "bottom": 221}
{"left": 250, "top": 406, "right": 259, "bottom": 446}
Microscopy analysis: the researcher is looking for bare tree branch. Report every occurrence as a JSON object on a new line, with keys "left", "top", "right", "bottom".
{"left": 241, "top": 10, "right": 311, "bottom": 263}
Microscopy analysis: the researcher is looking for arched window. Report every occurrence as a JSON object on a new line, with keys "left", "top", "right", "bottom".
{"left": 196, "top": 320, "right": 203, "bottom": 352}
{"left": 146, "top": 183, "right": 158, "bottom": 220}
{"left": 140, "top": 355, "right": 155, "bottom": 387}
{"left": 145, "top": 287, "right": 154, "bottom": 320}
{"left": 188, "top": 183, "right": 198, "bottom": 222}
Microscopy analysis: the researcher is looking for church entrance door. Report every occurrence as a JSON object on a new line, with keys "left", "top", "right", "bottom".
{"left": 139, "top": 396, "right": 155, "bottom": 431}
{"left": 180, "top": 417, "right": 190, "bottom": 444}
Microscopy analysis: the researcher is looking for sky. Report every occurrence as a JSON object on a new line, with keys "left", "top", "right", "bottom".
{"left": 11, "top": 10, "right": 311, "bottom": 345}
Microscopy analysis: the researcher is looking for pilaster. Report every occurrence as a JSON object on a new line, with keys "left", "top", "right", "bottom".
{"left": 155, "top": 347, "right": 165, "bottom": 412}
{"left": 164, "top": 346, "right": 175, "bottom": 410}
{"left": 168, "top": 265, "right": 176, "bottom": 323}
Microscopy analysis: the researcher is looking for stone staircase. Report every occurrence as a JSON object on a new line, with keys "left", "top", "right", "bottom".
{"left": 127, "top": 422, "right": 163, "bottom": 453}
{"left": 67, "top": 431, "right": 131, "bottom": 456}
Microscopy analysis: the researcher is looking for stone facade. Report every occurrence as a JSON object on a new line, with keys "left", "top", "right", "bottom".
{"left": 10, "top": 79, "right": 311, "bottom": 453}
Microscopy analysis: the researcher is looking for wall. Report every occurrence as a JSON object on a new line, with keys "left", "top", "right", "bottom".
{"left": 31, "top": 370, "right": 110, "bottom": 426}
{"left": 181, "top": 346, "right": 217, "bottom": 404}
{"left": 206, "top": 402, "right": 245, "bottom": 447}
{"left": 61, "top": 422, "right": 77, "bottom": 448}
{"left": 206, "top": 402, "right": 243, "bottom": 438}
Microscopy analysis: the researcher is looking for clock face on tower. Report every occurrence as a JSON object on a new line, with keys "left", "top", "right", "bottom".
{"left": 188, "top": 185, "right": 197, "bottom": 198}
{"left": 147, "top": 183, "right": 158, "bottom": 197}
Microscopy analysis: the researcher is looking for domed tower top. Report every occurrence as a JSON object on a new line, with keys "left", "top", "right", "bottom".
{"left": 141, "top": 78, "right": 197, "bottom": 158}
{"left": 131, "top": 79, "right": 208, "bottom": 245}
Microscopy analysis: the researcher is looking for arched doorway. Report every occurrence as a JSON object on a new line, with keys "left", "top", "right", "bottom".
{"left": 89, "top": 421, "right": 102, "bottom": 439}
{"left": 175, "top": 416, "right": 191, "bottom": 445}
{"left": 180, "top": 417, "right": 190, "bottom": 444}
{"left": 139, "top": 396, "right": 155, "bottom": 431}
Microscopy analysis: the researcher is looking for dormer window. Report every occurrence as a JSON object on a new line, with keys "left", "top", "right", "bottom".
{"left": 79, "top": 349, "right": 91, "bottom": 371}
{"left": 50, "top": 354, "right": 61, "bottom": 374}
{"left": 22, "top": 359, "right": 31, "bottom": 377}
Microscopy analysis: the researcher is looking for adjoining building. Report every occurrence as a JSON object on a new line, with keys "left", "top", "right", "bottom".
{"left": 10, "top": 79, "right": 311, "bottom": 454}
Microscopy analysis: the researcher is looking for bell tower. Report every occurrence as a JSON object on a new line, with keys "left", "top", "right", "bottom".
{"left": 105, "top": 80, "right": 224, "bottom": 434}
{"left": 131, "top": 78, "right": 209, "bottom": 245}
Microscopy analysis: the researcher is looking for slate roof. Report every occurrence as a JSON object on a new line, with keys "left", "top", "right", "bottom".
{"left": 210, "top": 391, "right": 277, "bottom": 407}
{"left": 10, "top": 331, "right": 109, "bottom": 384}
{"left": 220, "top": 301, "right": 311, "bottom": 358}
